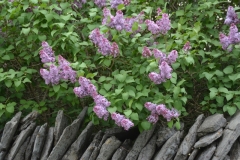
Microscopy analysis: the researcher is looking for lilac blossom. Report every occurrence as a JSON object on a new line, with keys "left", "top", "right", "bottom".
{"left": 93, "top": 105, "right": 109, "bottom": 120}
{"left": 224, "top": 6, "right": 239, "bottom": 25}
{"left": 102, "top": 8, "right": 113, "bottom": 25}
{"left": 156, "top": 13, "right": 171, "bottom": 34}
{"left": 229, "top": 23, "right": 240, "bottom": 44}
{"left": 89, "top": 28, "right": 119, "bottom": 56}
{"left": 58, "top": 55, "right": 76, "bottom": 83}
{"left": 72, "top": 0, "right": 87, "bottom": 9}
{"left": 145, "top": 102, "right": 180, "bottom": 123}
{"left": 40, "top": 64, "right": 60, "bottom": 85}
{"left": 93, "top": 94, "right": 111, "bottom": 108}
{"left": 219, "top": 33, "right": 232, "bottom": 51}
{"left": 183, "top": 41, "right": 191, "bottom": 52}
{"left": 39, "top": 41, "right": 55, "bottom": 63}
{"left": 145, "top": 20, "right": 160, "bottom": 34}
{"left": 111, "top": 10, "right": 125, "bottom": 31}
{"left": 123, "top": 0, "right": 130, "bottom": 6}
{"left": 148, "top": 72, "right": 163, "bottom": 84}
{"left": 167, "top": 50, "right": 178, "bottom": 64}
{"left": 153, "top": 49, "right": 167, "bottom": 64}
{"left": 110, "top": 0, "right": 124, "bottom": 9}
{"left": 156, "top": 8, "right": 162, "bottom": 16}
{"left": 111, "top": 112, "right": 134, "bottom": 130}
{"left": 142, "top": 46, "right": 152, "bottom": 57}
{"left": 74, "top": 77, "right": 98, "bottom": 98}
{"left": 159, "top": 61, "right": 172, "bottom": 80}
{"left": 94, "top": 0, "right": 106, "bottom": 8}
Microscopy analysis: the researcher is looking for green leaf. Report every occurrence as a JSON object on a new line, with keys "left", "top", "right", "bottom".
{"left": 126, "top": 76, "right": 135, "bottom": 83}
{"left": 223, "top": 65, "right": 233, "bottom": 74}
{"left": 218, "top": 87, "right": 228, "bottom": 93}
{"left": 176, "top": 10, "right": 184, "bottom": 16}
{"left": 132, "top": 22, "right": 138, "bottom": 31}
{"left": 130, "top": 113, "right": 139, "bottom": 120}
{"left": 215, "top": 70, "right": 223, "bottom": 77}
{"left": 124, "top": 109, "right": 132, "bottom": 117}
{"left": 45, "top": 14, "right": 53, "bottom": 22}
{"left": 234, "top": 102, "right": 240, "bottom": 110}
{"left": 2, "top": 55, "right": 10, "bottom": 60}
{"left": 103, "top": 59, "right": 111, "bottom": 67}
{"left": 122, "top": 92, "right": 129, "bottom": 100}
{"left": 185, "top": 56, "right": 194, "bottom": 65}
{"left": 128, "top": 90, "right": 135, "bottom": 97}
{"left": 22, "top": 28, "right": 30, "bottom": 35}
{"left": 135, "top": 103, "right": 143, "bottom": 111}
{"left": 6, "top": 102, "right": 16, "bottom": 113}
{"left": 108, "top": 106, "right": 117, "bottom": 113}
{"left": 98, "top": 76, "right": 106, "bottom": 82}
{"left": 53, "top": 85, "right": 60, "bottom": 92}
{"left": 5, "top": 80, "right": 12, "bottom": 87}
{"left": 216, "top": 96, "right": 224, "bottom": 105}
{"left": 173, "top": 86, "right": 180, "bottom": 98}
{"left": 79, "top": 41, "right": 89, "bottom": 46}
{"left": 227, "top": 106, "right": 237, "bottom": 116}
{"left": 170, "top": 72, "right": 177, "bottom": 84}
{"left": 115, "top": 89, "right": 123, "bottom": 95}
{"left": 167, "top": 120, "right": 173, "bottom": 128}
{"left": 30, "top": 0, "right": 38, "bottom": 4}
{"left": 175, "top": 121, "right": 181, "bottom": 130}
{"left": 203, "top": 72, "right": 214, "bottom": 80}
{"left": 226, "top": 94, "right": 234, "bottom": 101}
{"left": 174, "top": 100, "right": 182, "bottom": 111}
{"left": 14, "top": 80, "right": 21, "bottom": 87}
{"left": 117, "top": 4, "right": 125, "bottom": 10}
{"left": 103, "top": 84, "right": 112, "bottom": 91}
{"left": 141, "top": 121, "right": 151, "bottom": 130}
{"left": 210, "top": 91, "right": 217, "bottom": 99}
{"left": 115, "top": 74, "right": 126, "bottom": 82}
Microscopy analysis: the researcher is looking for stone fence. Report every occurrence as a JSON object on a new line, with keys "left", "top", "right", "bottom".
{"left": 0, "top": 107, "right": 240, "bottom": 160}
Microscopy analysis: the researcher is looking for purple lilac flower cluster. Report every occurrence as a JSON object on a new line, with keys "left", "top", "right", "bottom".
{"left": 39, "top": 42, "right": 76, "bottom": 85}
{"left": 224, "top": 6, "right": 239, "bottom": 25}
{"left": 72, "top": 0, "right": 87, "bottom": 9}
{"left": 102, "top": 8, "right": 144, "bottom": 32}
{"left": 111, "top": 112, "right": 134, "bottom": 130}
{"left": 144, "top": 102, "right": 180, "bottom": 123}
{"left": 219, "top": 24, "right": 240, "bottom": 52}
{"left": 73, "top": 77, "right": 111, "bottom": 120}
{"left": 145, "top": 13, "right": 171, "bottom": 35}
{"left": 89, "top": 28, "right": 119, "bottom": 57}
{"left": 143, "top": 47, "right": 178, "bottom": 84}
{"left": 94, "top": 0, "right": 106, "bottom": 8}
{"left": 183, "top": 41, "right": 191, "bottom": 52}
{"left": 110, "top": 0, "right": 131, "bottom": 9}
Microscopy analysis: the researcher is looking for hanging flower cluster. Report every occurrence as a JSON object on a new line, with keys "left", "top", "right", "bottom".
{"left": 142, "top": 47, "right": 178, "bottom": 84}
{"left": 224, "top": 6, "right": 239, "bottom": 25}
{"left": 39, "top": 42, "right": 76, "bottom": 85}
{"left": 110, "top": 0, "right": 131, "bottom": 9}
{"left": 144, "top": 102, "right": 180, "bottom": 123}
{"left": 183, "top": 41, "right": 191, "bottom": 52}
{"left": 111, "top": 112, "right": 134, "bottom": 130}
{"left": 89, "top": 28, "right": 119, "bottom": 57}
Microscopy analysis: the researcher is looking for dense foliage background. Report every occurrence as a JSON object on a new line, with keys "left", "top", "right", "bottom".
{"left": 0, "top": 0, "right": 240, "bottom": 131}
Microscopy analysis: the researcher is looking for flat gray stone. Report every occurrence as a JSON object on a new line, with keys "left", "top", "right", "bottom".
{"left": 188, "top": 148, "right": 199, "bottom": 160}
{"left": 40, "top": 127, "right": 54, "bottom": 160}
{"left": 125, "top": 124, "right": 156, "bottom": 160}
{"left": 62, "top": 122, "right": 94, "bottom": 160}
{"left": 111, "top": 139, "right": 131, "bottom": 160}
{"left": 212, "top": 113, "right": 240, "bottom": 160}
{"left": 0, "top": 112, "right": 22, "bottom": 156}
{"left": 196, "top": 143, "right": 216, "bottom": 160}
{"left": 156, "top": 124, "right": 177, "bottom": 147}
{"left": 194, "top": 128, "right": 223, "bottom": 148}
{"left": 154, "top": 131, "right": 183, "bottom": 160}
{"left": 96, "top": 136, "right": 121, "bottom": 160}
{"left": 31, "top": 123, "right": 48, "bottom": 160}
{"left": 13, "top": 136, "right": 30, "bottom": 160}
{"left": 174, "top": 114, "right": 205, "bottom": 160}
{"left": 89, "top": 147, "right": 100, "bottom": 160}
{"left": 223, "top": 155, "right": 231, "bottom": 160}
{"left": 229, "top": 137, "right": 240, "bottom": 160}
{"left": 54, "top": 110, "right": 69, "bottom": 146}
{"left": 138, "top": 133, "right": 157, "bottom": 160}
{"left": 19, "top": 111, "right": 39, "bottom": 131}
{"left": 6, "top": 122, "right": 36, "bottom": 160}
{"left": 25, "top": 126, "right": 40, "bottom": 160}
{"left": 197, "top": 114, "right": 226, "bottom": 137}
{"left": 47, "top": 107, "right": 88, "bottom": 160}
{"left": 80, "top": 131, "right": 104, "bottom": 160}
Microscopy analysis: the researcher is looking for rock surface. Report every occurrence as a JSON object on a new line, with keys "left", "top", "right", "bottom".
{"left": 111, "top": 139, "right": 131, "bottom": 160}
{"left": 196, "top": 143, "right": 216, "bottom": 160}
{"left": 41, "top": 127, "right": 54, "bottom": 160}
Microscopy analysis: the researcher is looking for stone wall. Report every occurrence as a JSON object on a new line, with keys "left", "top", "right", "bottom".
{"left": 0, "top": 107, "right": 240, "bottom": 160}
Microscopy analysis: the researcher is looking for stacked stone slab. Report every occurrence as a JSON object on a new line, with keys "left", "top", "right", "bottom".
{"left": 1, "top": 109, "right": 240, "bottom": 160}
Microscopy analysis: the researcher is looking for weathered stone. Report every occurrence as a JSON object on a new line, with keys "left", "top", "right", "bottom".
{"left": 197, "top": 114, "right": 226, "bottom": 137}
{"left": 0, "top": 112, "right": 21, "bottom": 159}
{"left": 229, "top": 137, "right": 240, "bottom": 160}
{"left": 89, "top": 147, "right": 100, "bottom": 160}
{"left": 54, "top": 110, "right": 69, "bottom": 146}
{"left": 156, "top": 124, "right": 177, "bottom": 147}
{"left": 62, "top": 122, "right": 94, "bottom": 160}
{"left": 111, "top": 139, "right": 132, "bottom": 160}
{"left": 223, "top": 155, "right": 231, "bottom": 160}
{"left": 125, "top": 124, "right": 156, "bottom": 160}
{"left": 47, "top": 107, "right": 87, "bottom": 160}
{"left": 19, "top": 111, "right": 39, "bottom": 131}
{"left": 138, "top": 133, "right": 157, "bottom": 160}
{"left": 174, "top": 114, "right": 205, "bottom": 160}
{"left": 25, "top": 126, "right": 40, "bottom": 160}
{"left": 196, "top": 143, "right": 216, "bottom": 160}
{"left": 188, "top": 148, "right": 199, "bottom": 160}
{"left": 80, "top": 130, "right": 104, "bottom": 160}
{"left": 194, "top": 128, "right": 223, "bottom": 148}
{"left": 96, "top": 136, "right": 121, "bottom": 160}
{"left": 40, "top": 127, "right": 54, "bottom": 160}
{"left": 13, "top": 137, "right": 30, "bottom": 160}
{"left": 212, "top": 112, "right": 240, "bottom": 160}
{"left": 154, "top": 131, "right": 183, "bottom": 160}
{"left": 31, "top": 123, "right": 48, "bottom": 160}
{"left": 6, "top": 122, "right": 36, "bottom": 160}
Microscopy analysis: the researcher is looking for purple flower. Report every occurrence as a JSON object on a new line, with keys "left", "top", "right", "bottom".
{"left": 156, "top": 8, "right": 162, "bottom": 16}
{"left": 123, "top": 0, "right": 130, "bottom": 5}
{"left": 78, "top": 76, "right": 98, "bottom": 97}
{"left": 111, "top": 112, "right": 134, "bottom": 130}
{"left": 167, "top": 50, "right": 178, "bottom": 64}
{"left": 229, "top": 24, "right": 240, "bottom": 44}
{"left": 142, "top": 46, "right": 152, "bottom": 57}
{"left": 111, "top": 42, "right": 119, "bottom": 57}
{"left": 219, "top": 33, "right": 231, "bottom": 50}
{"left": 58, "top": 55, "right": 76, "bottom": 83}
{"left": 159, "top": 61, "right": 172, "bottom": 80}
{"left": 111, "top": 10, "right": 125, "bottom": 30}
{"left": 93, "top": 105, "right": 109, "bottom": 120}
{"left": 146, "top": 114, "right": 159, "bottom": 123}
{"left": 72, "top": 0, "right": 87, "bottom": 9}
{"left": 110, "top": 0, "right": 123, "bottom": 9}
{"left": 94, "top": 0, "right": 106, "bottom": 8}
{"left": 144, "top": 102, "right": 157, "bottom": 113}
{"left": 224, "top": 6, "right": 239, "bottom": 25}
{"left": 153, "top": 49, "right": 167, "bottom": 64}
{"left": 156, "top": 13, "right": 171, "bottom": 35}
{"left": 148, "top": 72, "right": 163, "bottom": 84}
{"left": 39, "top": 41, "right": 55, "bottom": 63}
{"left": 93, "top": 94, "right": 111, "bottom": 108}
{"left": 145, "top": 20, "right": 160, "bottom": 34}
{"left": 183, "top": 41, "right": 191, "bottom": 52}
{"left": 40, "top": 64, "right": 60, "bottom": 85}
{"left": 102, "top": 8, "right": 113, "bottom": 25}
